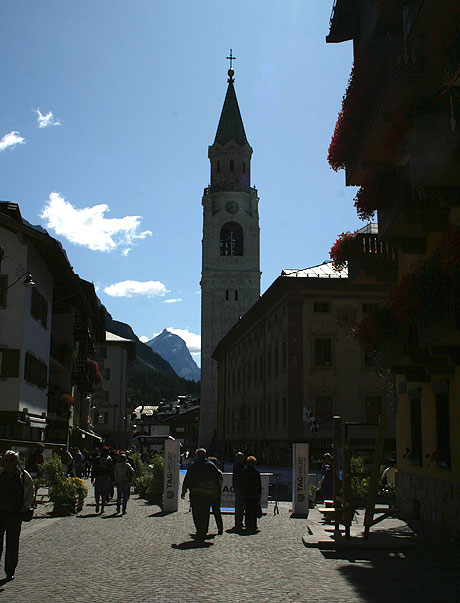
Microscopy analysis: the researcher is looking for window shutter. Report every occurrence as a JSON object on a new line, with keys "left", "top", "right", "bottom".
{"left": 2, "top": 349, "right": 20, "bottom": 377}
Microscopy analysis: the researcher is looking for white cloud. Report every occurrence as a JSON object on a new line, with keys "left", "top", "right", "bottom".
{"left": 40, "top": 192, "right": 152, "bottom": 252}
{"left": 163, "top": 298, "right": 182, "bottom": 304}
{"left": 0, "top": 131, "right": 25, "bottom": 152}
{"left": 104, "top": 280, "right": 169, "bottom": 298}
{"left": 34, "top": 108, "right": 61, "bottom": 128}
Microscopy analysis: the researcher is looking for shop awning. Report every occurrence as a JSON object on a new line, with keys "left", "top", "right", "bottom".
{"left": 75, "top": 427, "right": 103, "bottom": 442}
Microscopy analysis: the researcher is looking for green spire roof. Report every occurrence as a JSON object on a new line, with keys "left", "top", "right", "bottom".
{"left": 214, "top": 77, "right": 248, "bottom": 146}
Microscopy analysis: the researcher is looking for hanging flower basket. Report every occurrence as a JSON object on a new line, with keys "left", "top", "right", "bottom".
{"left": 356, "top": 304, "right": 400, "bottom": 352}
{"left": 329, "top": 231, "right": 358, "bottom": 272}
{"left": 86, "top": 358, "right": 103, "bottom": 384}
{"left": 353, "top": 171, "right": 403, "bottom": 221}
{"left": 328, "top": 47, "right": 379, "bottom": 171}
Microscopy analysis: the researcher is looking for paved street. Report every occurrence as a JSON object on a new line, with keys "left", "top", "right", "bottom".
{"left": 2, "top": 482, "right": 459, "bottom": 603}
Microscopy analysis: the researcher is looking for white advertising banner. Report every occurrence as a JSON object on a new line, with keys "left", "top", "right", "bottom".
{"left": 163, "top": 438, "right": 180, "bottom": 513}
{"left": 292, "top": 443, "right": 309, "bottom": 516}
{"left": 220, "top": 473, "right": 271, "bottom": 509}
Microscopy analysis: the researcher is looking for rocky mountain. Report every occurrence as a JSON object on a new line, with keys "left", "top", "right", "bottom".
{"left": 103, "top": 309, "right": 200, "bottom": 404}
{"left": 146, "top": 329, "right": 201, "bottom": 382}
{"left": 104, "top": 311, "right": 176, "bottom": 375}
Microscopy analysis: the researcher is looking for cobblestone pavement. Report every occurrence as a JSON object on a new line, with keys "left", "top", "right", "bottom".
{"left": 1, "top": 482, "right": 459, "bottom": 603}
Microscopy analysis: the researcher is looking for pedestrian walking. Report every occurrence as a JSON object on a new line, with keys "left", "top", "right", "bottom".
{"left": 91, "top": 449, "right": 112, "bottom": 514}
{"left": 241, "top": 456, "right": 261, "bottom": 533}
{"left": 229, "top": 451, "right": 245, "bottom": 532}
{"left": 0, "top": 450, "right": 35, "bottom": 583}
{"left": 114, "top": 454, "right": 134, "bottom": 515}
{"left": 181, "top": 448, "right": 221, "bottom": 542}
{"left": 72, "top": 448, "right": 85, "bottom": 478}
{"left": 208, "top": 456, "right": 223, "bottom": 534}
{"left": 319, "top": 453, "right": 334, "bottom": 501}
{"left": 61, "top": 448, "right": 73, "bottom": 477}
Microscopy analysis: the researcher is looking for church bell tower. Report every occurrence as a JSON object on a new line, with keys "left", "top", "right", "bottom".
{"left": 200, "top": 54, "right": 261, "bottom": 447}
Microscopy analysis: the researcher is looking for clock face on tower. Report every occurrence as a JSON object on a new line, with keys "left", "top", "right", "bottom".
{"left": 225, "top": 200, "right": 239, "bottom": 215}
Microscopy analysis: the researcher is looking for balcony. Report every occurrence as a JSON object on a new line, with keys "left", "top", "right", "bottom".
{"left": 50, "top": 340, "right": 75, "bottom": 370}
{"left": 347, "top": 233, "right": 398, "bottom": 283}
{"left": 344, "top": 37, "right": 435, "bottom": 185}
{"left": 417, "top": 296, "right": 460, "bottom": 348}
{"left": 378, "top": 190, "right": 450, "bottom": 245}
{"left": 408, "top": 88, "right": 460, "bottom": 191}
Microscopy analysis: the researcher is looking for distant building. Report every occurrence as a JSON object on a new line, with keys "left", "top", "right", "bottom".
{"left": 200, "top": 63, "right": 261, "bottom": 447}
{"left": 213, "top": 257, "right": 395, "bottom": 466}
{"left": 94, "top": 331, "right": 136, "bottom": 448}
{"left": 132, "top": 397, "right": 200, "bottom": 453}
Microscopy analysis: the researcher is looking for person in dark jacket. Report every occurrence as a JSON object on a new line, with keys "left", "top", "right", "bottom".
{"left": 230, "top": 451, "right": 245, "bottom": 532}
{"left": 208, "top": 456, "right": 223, "bottom": 534}
{"left": 181, "top": 448, "right": 221, "bottom": 541}
{"left": 0, "top": 450, "right": 35, "bottom": 582}
{"left": 241, "top": 456, "right": 262, "bottom": 533}
{"left": 91, "top": 449, "right": 113, "bottom": 514}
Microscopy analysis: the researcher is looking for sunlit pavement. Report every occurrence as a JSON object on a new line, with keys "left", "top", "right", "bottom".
{"left": 2, "top": 481, "right": 459, "bottom": 603}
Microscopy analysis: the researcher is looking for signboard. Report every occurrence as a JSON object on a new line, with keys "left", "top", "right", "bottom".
{"left": 220, "top": 473, "right": 270, "bottom": 509}
{"left": 163, "top": 438, "right": 180, "bottom": 513}
{"left": 292, "top": 443, "right": 309, "bottom": 516}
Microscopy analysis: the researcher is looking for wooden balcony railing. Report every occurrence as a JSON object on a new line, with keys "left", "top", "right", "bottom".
{"left": 417, "top": 297, "right": 460, "bottom": 348}
{"left": 347, "top": 233, "right": 398, "bottom": 283}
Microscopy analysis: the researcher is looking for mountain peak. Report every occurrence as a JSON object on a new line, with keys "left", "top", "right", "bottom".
{"left": 147, "top": 330, "right": 200, "bottom": 382}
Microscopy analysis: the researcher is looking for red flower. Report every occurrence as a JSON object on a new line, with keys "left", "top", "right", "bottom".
{"left": 329, "top": 231, "right": 358, "bottom": 272}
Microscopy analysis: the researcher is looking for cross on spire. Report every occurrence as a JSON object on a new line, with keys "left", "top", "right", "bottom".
{"left": 226, "top": 49, "right": 236, "bottom": 70}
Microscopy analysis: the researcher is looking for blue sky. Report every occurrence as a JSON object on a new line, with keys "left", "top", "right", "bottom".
{"left": 0, "top": 1, "right": 361, "bottom": 367}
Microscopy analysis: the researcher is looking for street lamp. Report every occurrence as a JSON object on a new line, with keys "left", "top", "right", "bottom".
{"left": 0, "top": 246, "right": 35, "bottom": 289}
{"left": 0, "top": 271, "right": 35, "bottom": 289}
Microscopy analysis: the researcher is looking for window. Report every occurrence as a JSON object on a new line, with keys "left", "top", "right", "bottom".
{"left": 0, "top": 275, "right": 8, "bottom": 307}
{"left": 315, "top": 396, "right": 333, "bottom": 425}
{"left": 267, "top": 351, "right": 272, "bottom": 378}
{"left": 274, "top": 346, "right": 279, "bottom": 374}
{"left": 314, "top": 302, "right": 330, "bottom": 313}
{"left": 104, "top": 368, "right": 111, "bottom": 380}
{"left": 99, "top": 346, "right": 107, "bottom": 360}
{"left": 282, "top": 397, "right": 287, "bottom": 428}
{"left": 314, "top": 338, "right": 332, "bottom": 366}
{"left": 435, "top": 390, "right": 451, "bottom": 468}
{"left": 267, "top": 400, "right": 271, "bottom": 429}
{"left": 220, "top": 222, "right": 243, "bottom": 256}
{"left": 225, "top": 289, "right": 229, "bottom": 301}
{"left": 247, "top": 407, "right": 251, "bottom": 430}
{"left": 243, "top": 161, "right": 246, "bottom": 174}
{"left": 217, "top": 160, "right": 220, "bottom": 173}
{"left": 365, "top": 396, "right": 382, "bottom": 423}
{"left": 230, "top": 159, "right": 234, "bottom": 172}
{"left": 235, "top": 290, "right": 238, "bottom": 301}
{"left": 31, "top": 287, "right": 48, "bottom": 328}
{"left": 0, "top": 348, "right": 20, "bottom": 378}
{"left": 24, "top": 352, "right": 47, "bottom": 388}
{"left": 104, "top": 390, "right": 110, "bottom": 402}
{"left": 410, "top": 392, "right": 422, "bottom": 465}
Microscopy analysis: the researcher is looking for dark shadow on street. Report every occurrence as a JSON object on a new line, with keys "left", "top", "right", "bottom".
{"left": 171, "top": 540, "right": 214, "bottom": 550}
{"left": 321, "top": 546, "right": 460, "bottom": 602}
{"left": 148, "top": 510, "right": 167, "bottom": 517}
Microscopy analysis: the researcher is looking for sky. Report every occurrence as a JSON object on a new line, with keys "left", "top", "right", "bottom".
{"left": 0, "top": 1, "right": 362, "bottom": 368}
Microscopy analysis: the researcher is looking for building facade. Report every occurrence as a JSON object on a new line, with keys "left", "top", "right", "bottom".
{"left": 0, "top": 202, "right": 105, "bottom": 456}
{"left": 94, "top": 331, "right": 136, "bottom": 448}
{"left": 200, "top": 66, "right": 261, "bottom": 447}
{"left": 213, "top": 261, "right": 395, "bottom": 466}
{"left": 326, "top": 0, "right": 460, "bottom": 541}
